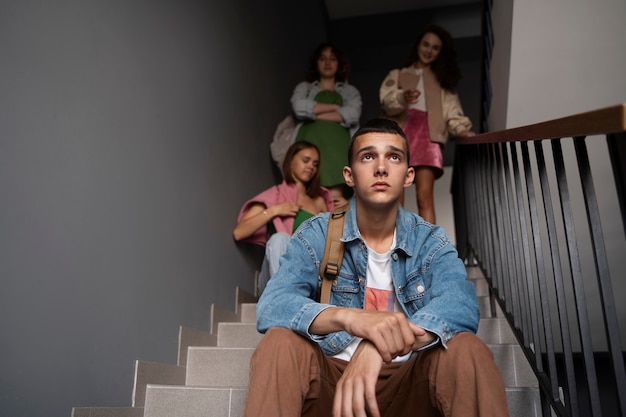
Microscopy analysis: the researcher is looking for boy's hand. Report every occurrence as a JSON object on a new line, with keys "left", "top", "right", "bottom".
{"left": 343, "top": 310, "right": 424, "bottom": 363}
{"left": 309, "top": 308, "right": 431, "bottom": 362}
{"left": 333, "top": 340, "right": 383, "bottom": 417}
{"left": 412, "top": 331, "right": 436, "bottom": 350}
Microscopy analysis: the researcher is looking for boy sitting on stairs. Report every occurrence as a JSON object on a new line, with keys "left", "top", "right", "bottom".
{"left": 243, "top": 119, "right": 509, "bottom": 417}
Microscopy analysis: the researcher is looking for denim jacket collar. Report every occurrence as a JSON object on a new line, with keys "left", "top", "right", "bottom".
{"left": 342, "top": 197, "right": 416, "bottom": 258}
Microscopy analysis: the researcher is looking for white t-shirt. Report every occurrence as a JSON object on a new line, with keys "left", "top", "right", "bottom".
{"left": 333, "top": 231, "right": 413, "bottom": 362}
{"left": 408, "top": 68, "right": 427, "bottom": 112}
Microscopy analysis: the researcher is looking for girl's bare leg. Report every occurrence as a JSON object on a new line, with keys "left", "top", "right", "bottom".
{"left": 414, "top": 167, "right": 437, "bottom": 224}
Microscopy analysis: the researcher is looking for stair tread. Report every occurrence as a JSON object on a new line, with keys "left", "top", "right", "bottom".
{"left": 142, "top": 384, "right": 539, "bottom": 417}
{"left": 133, "top": 360, "right": 186, "bottom": 407}
{"left": 72, "top": 407, "right": 144, "bottom": 417}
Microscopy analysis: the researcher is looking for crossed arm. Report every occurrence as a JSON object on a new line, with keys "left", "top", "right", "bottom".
{"left": 310, "top": 307, "right": 436, "bottom": 417}
{"left": 291, "top": 82, "right": 362, "bottom": 127}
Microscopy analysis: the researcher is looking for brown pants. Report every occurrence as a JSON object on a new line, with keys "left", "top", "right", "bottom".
{"left": 243, "top": 328, "right": 509, "bottom": 417}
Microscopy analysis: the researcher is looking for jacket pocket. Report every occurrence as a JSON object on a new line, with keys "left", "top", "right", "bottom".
{"left": 332, "top": 273, "right": 361, "bottom": 294}
{"left": 399, "top": 273, "right": 429, "bottom": 308}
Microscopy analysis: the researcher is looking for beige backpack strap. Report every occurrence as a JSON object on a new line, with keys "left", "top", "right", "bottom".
{"left": 319, "top": 204, "right": 349, "bottom": 304}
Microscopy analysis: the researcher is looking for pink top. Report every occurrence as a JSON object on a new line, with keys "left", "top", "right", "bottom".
{"left": 236, "top": 180, "right": 334, "bottom": 246}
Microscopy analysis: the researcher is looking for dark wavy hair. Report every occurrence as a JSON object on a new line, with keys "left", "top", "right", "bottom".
{"left": 305, "top": 43, "right": 350, "bottom": 83}
{"left": 282, "top": 141, "right": 323, "bottom": 198}
{"left": 405, "top": 24, "right": 462, "bottom": 92}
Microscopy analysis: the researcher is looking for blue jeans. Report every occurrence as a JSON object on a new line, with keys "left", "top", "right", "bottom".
{"left": 257, "top": 232, "right": 290, "bottom": 295}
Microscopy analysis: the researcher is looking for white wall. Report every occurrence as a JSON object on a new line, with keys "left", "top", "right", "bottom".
{"left": 0, "top": 1, "right": 327, "bottom": 416}
{"left": 507, "top": 0, "right": 626, "bottom": 125}
{"left": 487, "top": 0, "right": 514, "bottom": 131}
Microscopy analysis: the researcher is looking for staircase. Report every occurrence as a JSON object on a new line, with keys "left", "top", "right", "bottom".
{"left": 71, "top": 266, "right": 541, "bottom": 417}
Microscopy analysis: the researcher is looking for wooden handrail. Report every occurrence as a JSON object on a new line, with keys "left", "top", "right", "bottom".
{"left": 458, "top": 103, "right": 626, "bottom": 145}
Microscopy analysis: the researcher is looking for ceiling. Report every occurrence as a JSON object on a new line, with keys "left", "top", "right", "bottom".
{"left": 324, "top": 0, "right": 479, "bottom": 19}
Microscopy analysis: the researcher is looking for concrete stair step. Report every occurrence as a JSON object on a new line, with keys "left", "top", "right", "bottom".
{"left": 216, "top": 322, "right": 262, "bottom": 347}
{"left": 183, "top": 340, "right": 535, "bottom": 390}
{"left": 237, "top": 303, "right": 256, "bottom": 324}
{"left": 186, "top": 347, "right": 254, "bottom": 387}
{"left": 132, "top": 360, "right": 186, "bottom": 407}
{"left": 192, "top": 308, "right": 515, "bottom": 352}
{"left": 143, "top": 385, "right": 246, "bottom": 417}
{"left": 178, "top": 325, "right": 217, "bottom": 366}
{"left": 72, "top": 407, "right": 144, "bottom": 417}
{"left": 506, "top": 387, "right": 541, "bottom": 417}
{"left": 477, "top": 294, "right": 505, "bottom": 318}
{"left": 477, "top": 317, "right": 517, "bottom": 345}
{"left": 214, "top": 309, "right": 514, "bottom": 346}
{"left": 217, "top": 294, "right": 501, "bottom": 327}
{"left": 466, "top": 265, "right": 485, "bottom": 279}
{"left": 490, "top": 344, "right": 538, "bottom": 388}
{"left": 141, "top": 385, "right": 540, "bottom": 417}
{"left": 235, "top": 287, "right": 257, "bottom": 308}
{"left": 210, "top": 305, "right": 239, "bottom": 335}
{"left": 470, "top": 276, "right": 489, "bottom": 297}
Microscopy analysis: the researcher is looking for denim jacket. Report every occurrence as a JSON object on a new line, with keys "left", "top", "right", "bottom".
{"left": 256, "top": 198, "right": 479, "bottom": 356}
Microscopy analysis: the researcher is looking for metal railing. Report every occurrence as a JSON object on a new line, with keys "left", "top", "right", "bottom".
{"left": 452, "top": 104, "right": 626, "bottom": 417}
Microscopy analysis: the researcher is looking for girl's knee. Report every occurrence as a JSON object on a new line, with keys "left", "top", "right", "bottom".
{"left": 266, "top": 232, "right": 290, "bottom": 250}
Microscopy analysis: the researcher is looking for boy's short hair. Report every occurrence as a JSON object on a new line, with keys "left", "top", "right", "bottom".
{"left": 347, "top": 119, "right": 410, "bottom": 165}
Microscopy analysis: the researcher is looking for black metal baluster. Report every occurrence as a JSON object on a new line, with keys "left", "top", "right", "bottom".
{"left": 606, "top": 132, "right": 626, "bottom": 238}
{"left": 551, "top": 139, "right": 602, "bottom": 416}
{"left": 510, "top": 143, "right": 533, "bottom": 348}
{"left": 526, "top": 141, "right": 561, "bottom": 405}
{"left": 495, "top": 143, "right": 514, "bottom": 312}
{"left": 535, "top": 140, "right": 579, "bottom": 415}
{"left": 501, "top": 142, "right": 524, "bottom": 327}
{"left": 573, "top": 136, "right": 626, "bottom": 416}
{"left": 492, "top": 143, "right": 508, "bottom": 303}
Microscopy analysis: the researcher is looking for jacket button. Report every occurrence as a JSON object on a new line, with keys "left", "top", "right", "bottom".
{"left": 417, "top": 285, "right": 425, "bottom": 294}
{"left": 392, "top": 253, "right": 398, "bottom": 261}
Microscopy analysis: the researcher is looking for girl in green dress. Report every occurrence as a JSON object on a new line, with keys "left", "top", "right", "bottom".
{"left": 291, "top": 43, "right": 362, "bottom": 200}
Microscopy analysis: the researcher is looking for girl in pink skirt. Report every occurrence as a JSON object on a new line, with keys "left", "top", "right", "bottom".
{"left": 380, "top": 24, "right": 475, "bottom": 224}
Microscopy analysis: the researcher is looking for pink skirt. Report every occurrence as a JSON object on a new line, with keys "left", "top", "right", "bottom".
{"left": 403, "top": 109, "right": 443, "bottom": 179}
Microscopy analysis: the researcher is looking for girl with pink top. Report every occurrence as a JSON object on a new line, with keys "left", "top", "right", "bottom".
{"left": 233, "top": 141, "right": 334, "bottom": 294}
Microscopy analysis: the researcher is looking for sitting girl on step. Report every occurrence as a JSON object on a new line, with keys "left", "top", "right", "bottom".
{"left": 233, "top": 141, "right": 334, "bottom": 294}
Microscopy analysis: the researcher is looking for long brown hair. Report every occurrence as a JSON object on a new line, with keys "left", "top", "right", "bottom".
{"left": 282, "top": 141, "right": 322, "bottom": 198}
{"left": 405, "top": 24, "right": 462, "bottom": 92}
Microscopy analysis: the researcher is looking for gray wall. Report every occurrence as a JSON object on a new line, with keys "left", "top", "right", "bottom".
{"left": 0, "top": 1, "right": 327, "bottom": 416}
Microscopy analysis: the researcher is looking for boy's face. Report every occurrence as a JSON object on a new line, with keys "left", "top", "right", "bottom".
{"left": 329, "top": 187, "right": 349, "bottom": 208}
{"left": 343, "top": 132, "right": 414, "bottom": 208}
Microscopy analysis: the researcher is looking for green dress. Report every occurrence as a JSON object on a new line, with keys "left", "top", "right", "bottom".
{"left": 295, "top": 90, "right": 351, "bottom": 188}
